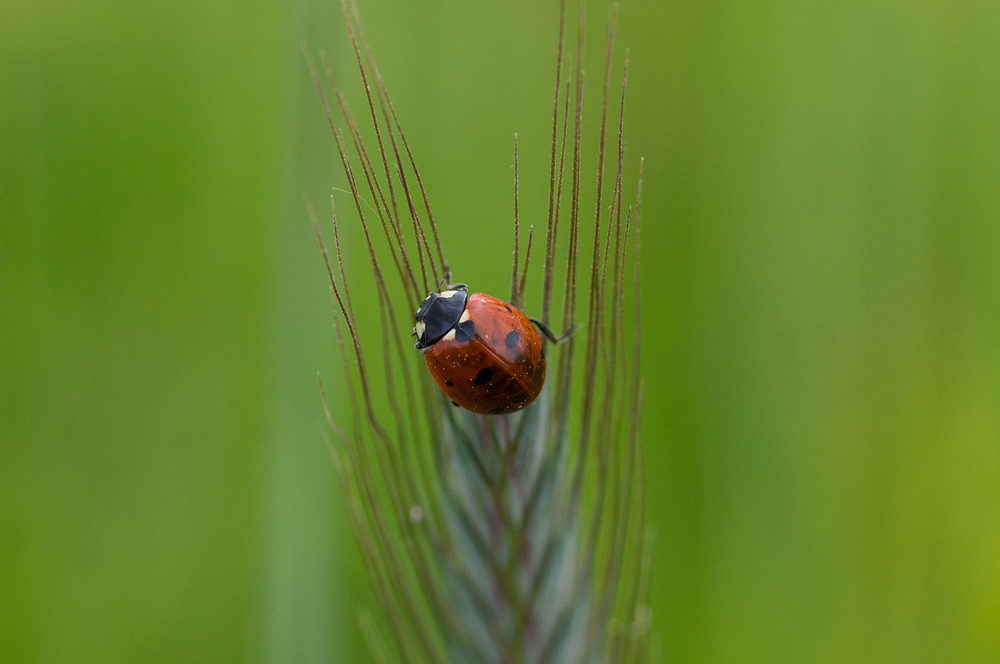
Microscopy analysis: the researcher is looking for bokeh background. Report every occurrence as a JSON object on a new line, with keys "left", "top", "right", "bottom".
{"left": 3, "top": 0, "right": 999, "bottom": 661}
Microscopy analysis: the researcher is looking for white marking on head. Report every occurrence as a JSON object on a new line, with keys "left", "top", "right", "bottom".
{"left": 459, "top": 309, "right": 471, "bottom": 323}
{"left": 440, "top": 289, "right": 459, "bottom": 299}
{"left": 442, "top": 329, "right": 456, "bottom": 342}
{"left": 414, "top": 321, "right": 426, "bottom": 338}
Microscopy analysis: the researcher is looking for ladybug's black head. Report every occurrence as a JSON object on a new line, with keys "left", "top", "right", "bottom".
{"left": 413, "top": 285, "right": 469, "bottom": 350}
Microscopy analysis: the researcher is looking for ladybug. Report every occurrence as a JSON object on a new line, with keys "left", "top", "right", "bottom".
{"left": 413, "top": 285, "right": 556, "bottom": 415}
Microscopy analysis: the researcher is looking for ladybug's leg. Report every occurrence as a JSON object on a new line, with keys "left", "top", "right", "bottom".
{"left": 530, "top": 318, "right": 576, "bottom": 344}
{"left": 435, "top": 277, "right": 467, "bottom": 293}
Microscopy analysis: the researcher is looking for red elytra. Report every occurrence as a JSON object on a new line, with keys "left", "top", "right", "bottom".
{"left": 413, "top": 288, "right": 546, "bottom": 415}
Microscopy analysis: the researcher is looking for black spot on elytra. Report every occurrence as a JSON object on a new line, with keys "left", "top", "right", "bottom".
{"left": 455, "top": 319, "right": 476, "bottom": 342}
{"left": 444, "top": 380, "right": 454, "bottom": 387}
{"left": 451, "top": 400, "right": 460, "bottom": 407}
{"left": 505, "top": 330, "right": 519, "bottom": 349}
{"left": 504, "top": 305, "right": 512, "bottom": 313}
{"left": 474, "top": 368, "right": 493, "bottom": 385}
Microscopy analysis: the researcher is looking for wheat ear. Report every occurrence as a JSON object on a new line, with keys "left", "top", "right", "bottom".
{"left": 306, "top": 1, "right": 652, "bottom": 661}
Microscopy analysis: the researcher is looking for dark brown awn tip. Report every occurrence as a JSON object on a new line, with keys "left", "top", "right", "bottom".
{"left": 510, "top": 133, "right": 522, "bottom": 309}
{"left": 307, "top": 0, "right": 649, "bottom": 661}
{"left": 509, "top": 133, "right": 537, "bottom": 315}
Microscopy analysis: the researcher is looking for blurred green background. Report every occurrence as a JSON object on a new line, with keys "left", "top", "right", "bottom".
{"left": 3, "top": 0, "right": 999, "bottom": 662}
